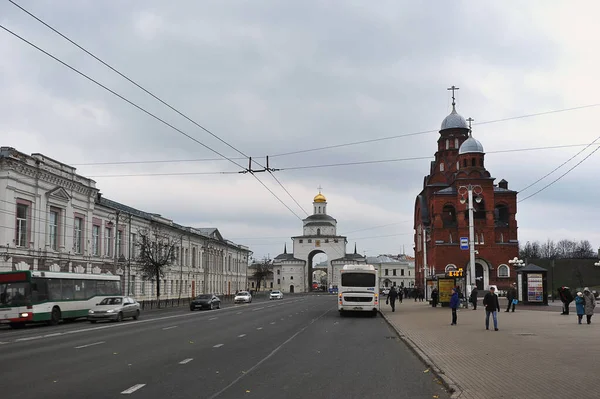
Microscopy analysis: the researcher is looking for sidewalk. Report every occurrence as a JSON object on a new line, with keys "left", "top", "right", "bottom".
{"left": 381, "top": 300, "right": 599, "bottom": 399}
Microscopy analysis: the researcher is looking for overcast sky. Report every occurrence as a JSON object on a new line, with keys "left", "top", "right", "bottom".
{"left": 2, "top": 0, "right": 600, "bottom": 263}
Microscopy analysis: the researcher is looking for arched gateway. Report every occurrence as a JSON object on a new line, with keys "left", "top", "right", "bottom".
{"left": 272, "top": 190, "right": 366, "bottom": 293}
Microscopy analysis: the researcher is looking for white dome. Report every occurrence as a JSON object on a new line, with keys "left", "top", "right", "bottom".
{"left": 459, "top": 136, "right": 484, "bottom": 154}
{"left": 440, "top": 105, "right": 468, "bottom": 131}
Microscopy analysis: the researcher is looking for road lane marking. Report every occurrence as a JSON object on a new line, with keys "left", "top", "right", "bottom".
{"left": 252, "top": 307, "right": 265, "bottom": 312}
{"left": 236, "top": 312, "right": 242, "bottom": 314}
{"left": 238, "top": 334, "right": 246, "bottom": 337}
{"left": 179, "top": 358, "right": 193, "bottom": 364}
{"left": 44, "top": 333, "right": 63, "bottom": 337}
{"left": 256, "top": 327, "right": 263, "bottom": 330}
{"left": 267, "top": 305, "right": 275, "bottom": 308}
{"left": 121, "top": 384, "right": 146, "bottom": 394}
{"left": 15, "top": 336, "right": 42, "bottom": 342}
{"left": 162, "top": 326, "right": 178, "bottom": 330}
{"left": 209, "top": 317, "right": 218, "bottom": 321}
{"left": 207, "top": 307, "right": 331, "bottom": 399}
{"left": 0, "top": 341, "right": 8, "bottom": 345}
{"left": 213, "top": 344, "right": 224, "bottom": 348}
{"left": 270, "top": 322, "right": 276, "bottom": 325}
{"left": 75, "top": 341, "right": 105, "bottom": 349}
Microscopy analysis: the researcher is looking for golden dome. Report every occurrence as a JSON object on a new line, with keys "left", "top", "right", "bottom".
{"left": 314, "top": 192, "right": 327, "bottom": 203}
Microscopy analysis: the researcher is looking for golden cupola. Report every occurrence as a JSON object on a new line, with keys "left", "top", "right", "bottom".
{"left": 313, "top": 192, "right": 327, "bottom": 203}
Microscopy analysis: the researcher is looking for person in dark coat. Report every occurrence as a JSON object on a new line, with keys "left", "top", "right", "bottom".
{"left": 583, "top": 287, "right": 596, "bottom": 324}
{"left": 506, "top": 283, "right": 517, "bottom": 312}
{"left": 431, "top": 288, "right": 439, "bottom": 307}
{"left": 470, "top": 287, "right": 478, "bottom": 310}
{"left": 387, "top": 286, "right": 398, "bottom": 312}
{"left": 483, "top": 286, "right": 500, "bottom": 331}
{"left": 450, "top": 288, "right": 460, "bottom": 325}
{"left": 558, "top": 286, "right": 574, "bottom": 315}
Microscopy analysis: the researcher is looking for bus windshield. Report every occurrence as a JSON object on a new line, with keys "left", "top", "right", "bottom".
{"left": 0, "top": 282, "right": 31, "bottom": 307}
{"left": 341, "top": 273, "right": 376, "bottom": 287}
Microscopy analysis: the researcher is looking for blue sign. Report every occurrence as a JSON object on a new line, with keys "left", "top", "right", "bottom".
{"left": 460, "top": 237, "right": 469, "bottom": 250}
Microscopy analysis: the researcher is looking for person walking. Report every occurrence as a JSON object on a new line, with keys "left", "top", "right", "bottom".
{"left": 450, "top": 287, "right": 459, "bottom": 325}
{"left": 431, "top": 288, "right": 439, "bottom": 308}
{"left": 575, "top": 291, "right": 585, "bottom": 324}
{"left": 583, "top": 287, "right": 596, "bottom": 324}
{"left": 483, "top": 286, "right": 500, "bottom": 331}
{"left": 387, "top": 286, "right": 398, "bottom": 312}
{"left": 506, "top": 283, "right": 517, "bottom": 312}
{"left": 470, "top": 286, "right": 478, "bottom": 310}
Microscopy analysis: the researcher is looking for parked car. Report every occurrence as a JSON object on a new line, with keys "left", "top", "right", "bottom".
{"left": 234, "top": 291, "right": 252, "bottom": 304}
{"left": 190, "top": 294, "right": 221, "bottom": 311}
{"left": 270, "top": 290, "right": 283, "bottom": 300}
{"left": 87, "top": 296, "right": 140, "bottom": 323}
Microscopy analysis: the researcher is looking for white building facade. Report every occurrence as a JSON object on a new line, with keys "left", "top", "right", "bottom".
{"left": 268, "top": 191, "right": 366, "bottom": 293}
{"left": 0, "top": 147, "right": 251, "bottom": 300}
{"left": 367, "top": 255, "right": 416, "bottom": 289}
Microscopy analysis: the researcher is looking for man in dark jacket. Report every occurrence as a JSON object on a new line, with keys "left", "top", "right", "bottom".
{"left": 558, "top": 286, "right": 574, "bottom": 315}
{"left": 387, "top": 286, "right": 398, "bottom": 312}
{"left": 470, "top": 287, "right": 478, "bottom": 310}
{"left": 450, "top": 288, "right": 460, "bottom": 325}
{"left": 483, "top": 286, "right": 500, "bottom": 331}
{"left": 506, "top": 283, "right": 517, "bottom": 312}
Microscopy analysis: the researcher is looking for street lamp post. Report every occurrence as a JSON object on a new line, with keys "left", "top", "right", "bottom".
{"left": 422, "top": 227, "right": 429, "bottom": 301}
{"left": 458, "top": 184, "right": 483, "bottom": 300}
{"left": 509, "top": 256, "right": 525, "bottom": 301}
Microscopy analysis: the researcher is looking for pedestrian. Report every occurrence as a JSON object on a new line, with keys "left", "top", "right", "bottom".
{"left": 398, "top": 288, "right": 403, "bottom": 303}
{"left": 583, "top": 287, "right": 596, "bottom": 324}
{"left": 450, "top": 287, "right": 459, "bottom": 325}
{"left": 506, "top": 283, "right": 517, "bottom": 312}
{"left": 483, "top": 286, "right": 500, "bottom": 331}
{"left": 431, "top": 288, "right": 438, "bottom": 308}
{"left": 387, "top": 286, "right": 398, "bottom": 312}
{"left": 575, "top": 291, "right": 585, "bottom": 324}
{"left": 470, "top": 286, "right": 478, "bottom": 310}
{"left": 558, "top": 286, "right": 573, "bottom": 315}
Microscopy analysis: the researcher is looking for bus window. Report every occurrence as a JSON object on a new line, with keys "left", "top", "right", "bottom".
{"left": 341, "top": 273, "right": 376, "bottom": 287}
{"left": 31, "top": 278, "right": 49, "bottom": 302}
{"left": 85, "top": 280, "right": 97, "bottom": 298}
{"left": 61, "top": 279, "right": 74, "bottom": 300}
{"left": 74, "top": 280, "right": 86, "bottom": 300}
{"left": 47, "top": 279, "right": 62, "bottom": 301}
{"left": 0, "top": 282, "right": 31, "bottom": 306}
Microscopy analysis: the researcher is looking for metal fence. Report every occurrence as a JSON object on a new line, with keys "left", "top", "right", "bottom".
{"left": 138, "top": 290, "right": 271, "bottom": 310}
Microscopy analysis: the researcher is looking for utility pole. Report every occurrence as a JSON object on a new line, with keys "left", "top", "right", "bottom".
{"left": 127, "top": 212, "right": 132, "bottom": 296}
{"left": 113, "top": 210, "right": 120, "bottom": 293}
{"left": 423, "top": 227, "right": 428, "bottom": 301}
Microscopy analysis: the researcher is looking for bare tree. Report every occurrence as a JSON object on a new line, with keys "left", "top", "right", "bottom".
{"left": 250, "top": 258, "right": 273, "bottom": 291}
{"left": 540, "top": 239, "right": 558, "bottom": 259}
{"left": 135, "top": 224, "right": 179, "bottom": 307}
{"left": 573, "top": 240, "right": 596, "bottom": 258}
{"left": 520, "top": 241, "right": 541, "bottom": 259}
{"left": 556, "top": 239, "right": 576, "bottom": 258}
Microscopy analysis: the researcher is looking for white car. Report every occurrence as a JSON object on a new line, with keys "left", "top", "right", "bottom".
{"left": 270, "top": 290, "right": 283, "bottom": 300}
{"left": 234, "top": 291, "right": 252, "bottom": 304}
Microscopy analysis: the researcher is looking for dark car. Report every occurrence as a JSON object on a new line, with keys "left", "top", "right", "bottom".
{"left": 190, "top": 294, "right": 221, "bottom": 311}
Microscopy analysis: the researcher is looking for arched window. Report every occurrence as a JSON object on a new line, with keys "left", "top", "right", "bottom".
{"left": 471, "top": 158, "right": 476, "bottom": 167}
{"left": 317, "top": 228, "right": 321, "bottom": 236}
{"left": 440, "top": 163, "right": 445, "bottom": 172}
{"left": 449, "top": 233, "right": 453, "bottom": 243}
{"left": 454, "top": 138, "right": 459, "bottom": 148}
{"left": 445, "top": 139, "right": 449, "bottom": 149}
{"left": 494, "top": 204, "right": 509, "bottom": 227}
{"left": 445, "top": 264, "right": 457, "bottom": 272}
{"left": 497, "top": 264, "right": 510, "bottom": 278}
{"left": 500, "top": 233, "right": 504, "bottom": 243}
{"left": 480, "top": 233, "right": 485, "bottom": 244}
{"left": 456, "top": 161, "right": 460, "bottom": 170}
{"left": 463, "top": 159, "right": 467, "bottom": 167}
{"left": 442, "top": 204, "right": 457, "bottom": 227}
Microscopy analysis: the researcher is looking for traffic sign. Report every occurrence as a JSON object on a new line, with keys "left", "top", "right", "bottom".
{"left": 460, "top": 237, "right": 469, "bottom": 250}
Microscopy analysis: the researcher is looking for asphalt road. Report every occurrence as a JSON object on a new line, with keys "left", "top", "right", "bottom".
{"left": 0, "top": 295, "right": 449, "bottom": 399}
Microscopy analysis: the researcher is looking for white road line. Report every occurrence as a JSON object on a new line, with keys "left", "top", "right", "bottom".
{"left": 15, "top": 336, "right": 42, "bottom": 342}
{"left": 270, "top": 322, "right": 276, "bottom": 325}
{"left": 256, "top": 327, "right": 263, "bottom": 330}
{"left": 75, "top": 341, "right": 105, "bottom": 349}
{"left": 162, "top": 326, "right": 178, "bottom": 330}
{"left": 267, "top": 305, "right": 275, "bottom": 308}
{"left": 213, "top": 344, "right": 224, "bottom": 348}
{"left": 0, "top": 341, "right": 9, "bottom": 345}
{"left": 209, "top": 317, "right": 218, "bottom": 321}
{"left": 236, "top": 312, "right": 242, "bottom": 314}
{"left": 252, "top": 307, "right": 265, "bottom": 312}
{"left": 238, "top": 334, "right": 246, "bottom": 337}
{"left": 206, "top": 307, "right": 331, "bottom": 399}
{"left": 44, "top": 333, "right": 63, "bottom": 337}
{"left": 179, "top": 358, "right": 193, "bottom": 364}
{"left": 121, "top": 384, "right": 146, "bottom": 394}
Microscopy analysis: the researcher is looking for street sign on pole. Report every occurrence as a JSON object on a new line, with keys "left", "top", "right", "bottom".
{"left": 460, "top": 237, "right": 469, "bottom": 250}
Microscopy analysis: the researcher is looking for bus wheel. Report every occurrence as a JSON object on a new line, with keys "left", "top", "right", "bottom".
{"left": 371, "top": 310, "right": 378, "bottom": 318}
{"left": 48, "top": 307, "right": 61, "bottom": 326}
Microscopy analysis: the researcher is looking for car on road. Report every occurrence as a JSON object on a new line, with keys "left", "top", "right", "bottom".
{"left": 270, "top": 290, "right": 283, "bottom": 300}
{"left": 190, "top": 294, "right": 221, "bottom": 311}
{"left": 87, "top": 296, "right": 140, "bottom": 323}
{"left": 234, "top": 291, "right": 252, "bottom": 304}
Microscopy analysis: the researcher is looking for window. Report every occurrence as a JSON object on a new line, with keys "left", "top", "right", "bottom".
{"left": 290, "top": 276, "right": 294, "bottom": 280}
{"left": 317, "top": 228, "right": 321, "bottom": 236}
{"left": 92, "top": 225, "right": 100, "bottom": 256}
{"left": 385, "top": 269, "right": 389, "bottom": 276}
{"left": 308, "top": 239, "right": 312, "bottom": 243}
{"left": 497, "top": 264, "right": 510, "bottom": 278}
{"left": 270, "top": 282, "right": 273, "bottom": 288}
{"left": 299, "top": 239, "right": 303, "bottom": 243}
{"left": 48, "top": 209, "right": 60, "bottom": 250}
{"left": 471, "top": 158, "right": 476, "bottom": 167}
{"left": 440, "top": 163, "right": 444, "bottom": 172}
{"left": 277, "top": 279, "right": 281, "bottom": 284}
{"left": 116, "top": 230, "right": 124, "bottom": 257}
{"left": 401, "top": 269, "right": 405, "bottom": 276}
{"left": 442, "top": 205, "right": 457, "bottom": 227}
{"left": 277, "top": 269, "right": 280, "bottom": 275}
{"left": 74, "top": 217, "right": 83, "bottom": 254}
{"left": 456, "top": 161, "right": 460, "bottom": 170}
{"left": 445, "top": 139, "right": 449, "bottom": 149}
{"left": 105, "top": 227, "right": 113, "bottom": 256}
{"left": 130, "top": 233, "right": 137, "bottom": 258}
{"left": 454, "top": 138, "right": 459, "bottom": 148}
{"left": 130, "top": 275, "right": 136, "bottom": 295}
{"left": 16, "top": 203, "right": 29, "bottom": 247}
{"left": 393, "top": 269, "right": 397, "bottom": 276}
{"left": 463, "top": 159, "right": 467, "bottom": 167}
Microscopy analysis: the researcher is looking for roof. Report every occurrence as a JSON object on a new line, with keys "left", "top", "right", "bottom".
{"left": 494, "top": 186, "right": 517, "bottom": 193}
{"left": 458, "top": 136, "right": 484, "bottom": 155}
{"left": 304, "top": 214, "right": 336, "bottom": 222}
{"left": 517, "top": 263, "right": 548, "bottom": 273}
{"left": 440, "top": 105, "right": 469, "bottom": 131}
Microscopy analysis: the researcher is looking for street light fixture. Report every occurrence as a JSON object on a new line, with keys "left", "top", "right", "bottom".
{"left": 509, "top": 257, "right": 525, "bottom": 268}
{"left": 595, "top": 261, "right": 600, "bottom": 267}
{"left": 458, "top": 184, "right": 483, "bottom": 301}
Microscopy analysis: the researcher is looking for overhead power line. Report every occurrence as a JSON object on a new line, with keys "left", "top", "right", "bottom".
{"left": 9, "top": 0, "right": 308, "bottom": 217}
{"left": 0, "top": 22, "right": 303, "bottom": 220}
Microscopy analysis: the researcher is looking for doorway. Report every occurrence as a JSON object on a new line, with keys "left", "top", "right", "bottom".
{"left": 475, "top": 263, "right": 484, "bottom": 290}
{"left": 289, "top": 285, "right": 295, "bottom": 293}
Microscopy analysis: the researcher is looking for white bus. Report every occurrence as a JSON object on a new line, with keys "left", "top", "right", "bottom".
{"left": 0, "top": 270, "right": 121, "bottom": 328}
{"left": 337, "top": 264, "right": 379, "bottom": 317}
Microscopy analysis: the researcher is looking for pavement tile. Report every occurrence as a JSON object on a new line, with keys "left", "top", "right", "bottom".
{"left": 381, "top": 299, "right": 599, "bottom": 399}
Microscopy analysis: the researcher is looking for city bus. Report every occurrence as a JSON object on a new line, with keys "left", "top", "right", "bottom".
{"left": 0, "top": 270, "right": 121, "bottom": 328}
{"left": 337, "top": 264, "right": 379, "bottom": 317}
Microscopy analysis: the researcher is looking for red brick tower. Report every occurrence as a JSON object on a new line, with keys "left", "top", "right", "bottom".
{"left": 414, "top": 88, "right": 518, "bottom": 295}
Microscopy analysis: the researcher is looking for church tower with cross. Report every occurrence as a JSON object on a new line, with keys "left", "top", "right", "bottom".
{"left": 413, "top": 87, "right": 519, "bottom": 300}
{"left": 271, "top": 188, "right": 365, "bottom": 293}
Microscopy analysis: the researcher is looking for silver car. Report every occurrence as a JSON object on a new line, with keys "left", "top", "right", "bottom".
{"left": 87, "top": 296, "right": 141, "bottom": 323}
{"left": 234, "top": 291, "right": 252, "bottom": 304}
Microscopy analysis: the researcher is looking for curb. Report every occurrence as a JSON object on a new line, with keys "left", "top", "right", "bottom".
{"left": 379, "top": 311, "right": 463, "bottom": 399}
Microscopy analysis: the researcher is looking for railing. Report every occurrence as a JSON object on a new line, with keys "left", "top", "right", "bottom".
{"left": 138, "top": 290, "right": 271, "bottom": 310}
